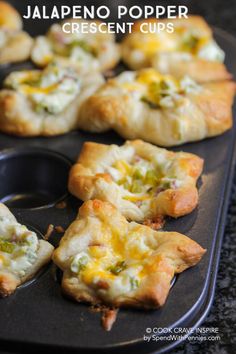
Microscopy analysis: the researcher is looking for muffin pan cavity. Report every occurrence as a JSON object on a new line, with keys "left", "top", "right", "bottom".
{"left": 0, "top": 148, "right": 71, "bottom": 209}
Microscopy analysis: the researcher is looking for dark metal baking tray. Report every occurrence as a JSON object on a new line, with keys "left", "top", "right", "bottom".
{"left": 0, "top": 2, "right": 236, "bottom": 353}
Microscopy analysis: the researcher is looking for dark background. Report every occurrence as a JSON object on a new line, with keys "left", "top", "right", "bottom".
{"left": 2, "top": 1, "right": 236, "bottom": 353}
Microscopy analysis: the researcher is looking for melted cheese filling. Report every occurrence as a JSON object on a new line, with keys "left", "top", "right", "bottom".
{"left": 48, "top": 24, "right": 97, "bottom": 61}
{"left": 131, "top": 27, "right": 224, "bottom": 62}
{"left": 0, "top": 216, "right": 39, "bottom": 277}
{"left": 4, "top": 63, "right": 81, "bottom": 114}
{"left": 131, "top": 32, "right": 176, "bottom": 56}
{"left": 117, "top": 69, "right": 201, "bottom": 108}
{"left": 109, "top": 154, "right": 183, "bottom": 211}
{"left": 69, "top": 223, "right": 169, "bottom": 299}
{"left": 33, "top": 24, "right": 101, "bottom": 69}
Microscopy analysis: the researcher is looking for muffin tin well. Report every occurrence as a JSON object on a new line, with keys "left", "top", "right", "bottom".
{"left": 0, "top": 147, "right": 71, "bottom": 209}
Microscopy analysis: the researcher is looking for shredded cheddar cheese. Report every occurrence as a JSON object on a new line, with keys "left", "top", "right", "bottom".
{"left": 69, "top": 223, "right": 155, "bottom": 297}
{"left": 131, "top": 25, "right": 225, "bottom": 62}
{"left": 118, "top": 68, "right": 201, "bottom": 109}
{"left": 4, "top": 63, "right": 81, "bottom": 114}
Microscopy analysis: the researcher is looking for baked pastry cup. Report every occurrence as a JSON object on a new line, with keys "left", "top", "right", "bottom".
{"left": 0, "top": 1, "right": 22, "bottom": 30}
{"left": 0, "top": 1, "right": 33, "bottom": 65}
{"left": 31, "top": 19, "right": 120, "bottom": 73}
{"left": 0, "top": 62, "right": 104, "bottom": 136}
{"left": 78, "top": 68, "right": 235, "bottom": 146}
{"left": 68, "top": 140, "right": 203, "bottom": 223}
{"left": 121, "top": 16, "right": 231, "bottom": 82}
{"left": 53, "top": 199, "right": 206, "bottom": 309}
{"left": 0, "top": 203, "right": 54, "bottom": 297}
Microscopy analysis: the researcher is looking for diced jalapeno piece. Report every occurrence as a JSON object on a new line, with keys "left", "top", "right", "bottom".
{"left": 108, "top": 261, "right": 126, "bottom": 275}
{"left": 0, "top": 240, "right": 15, "bottom": 254}
{"left": 182, "top": 34, "right": 199, "bottom": 51}
{"left": 130, "top": 181, "right": 142, "bottom": 193}
{"left": 160, "top": 80, "right": 170, "bottom": 91}
{"left": 162, "top": 181, "right": 172, "bottom": 189}
{"left": 69, "top": 40, "right": 94, "bottom": 55}
{"left": 13, "top": 248, "right": 27, "bottom": 257}
{"left": 141, "top": 96, "right": 160, "bottom": 109}
{"left": 132, "top": 168, "right": 143, "bottom": 180}
{"left": 145, "top": 170, "right": 158, "bottom": 185}
{"left": 161, "top": 178, "right": 177, "bottom": 189}
{"left": 117, "top": 178, "right": 125, "bottom": 185}
{"left": 35, "top": 103, "right": 44, "bottom": 113}
{"left": 123, "top": 181, "right": 130, "bottom": 191}
{"left": 149, "top": 81, "right": 160, "bottom": 93}
{"left": 77, "top": 256, "right": 88, "bottom": 272}
{"left": 130, "top": 277, "right": 140, "bottom": 290}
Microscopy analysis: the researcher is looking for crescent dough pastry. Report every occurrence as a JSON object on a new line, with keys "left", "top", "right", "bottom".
{"left": 31, "top": 19, "right": 120, "bottom": 73}
{"left": 0, "top": 2, "right": 33, "bottom": 65}
{"left": 78, "top": 69, "right": 235, "bottom": 146}
{"left": 0, "top": 62, "right": 104, "bottom": 136}
{"left": 0, "top": 203, "right": 54, "bottom": 297}
{"left": 0, "top": 30, "right": 33, "bottom": 65}
{"left": 68, "top": 140, "right": 203, "bottom": 223}
{"left": 53, "top": 200, "right": 206, "bottom": 309}
{"left": 0, "top": 1, "right": 22, "bottom": 30}
{"left": 121, "top": 16, "right": 231, "bottom": 82}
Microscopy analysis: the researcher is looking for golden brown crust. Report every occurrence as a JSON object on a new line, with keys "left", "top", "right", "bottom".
{"left": 68, "top": 140, "right": 204, "bottom": 222}
{"left": 0, "top": 239, "right": 54, "bottom": 297}
{"left": 192, "top": 80, "right": 235, "bottom": 136}
{"left": 78, "top": 74, "right": 235, "bottom": 146}
{"left": 0, "top": 1, "right": 22, "bottom": 30}
{"left": 152, "top": 54, "right": 232, "bottom": 83}
{"left": 53, "top": 200, "right": 206, "bottom": 309}
{"left": 0, "top": 271, "right": 19, "bottom": 297}
{"left": 31, "top": 19, "right": 121, "bottom": 73}
{"left": 0, "top": 2, "right": 32, "bottom": 64}
{"left": 78, "top": 86, "right": 130, "bottom": 133}
{"left": 0, "top": 72, "right": 104, "bottom": 137}
{"left": 154, "top": 186, "right": 199, "bottom": 218}
{"left": 121, "top": 16, "right": 231, "bottom": 82}
{"left": 0, "top": 203, "right": 54, "bottom": 297}
{"left": 0, "top": 31, "right": 33, "bottom": 65}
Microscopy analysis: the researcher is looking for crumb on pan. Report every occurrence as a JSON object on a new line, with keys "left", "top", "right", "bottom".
{"left": 89, "top": 304, "right": 118, "bottom": 330}
{"left": 101, "top": 308, "right": 119, "bottom": 331}
{"left": 55, "top": 226, "right": 65, "bottom": 233}
{"left": 143, "top": 215, "right": 165, "bottom": 230}
{"left": 55, "top": 201, "right": 67, "bottom": 209}
{"left": 90, "top": 303, "right": 107, "bottom": 313}
{"left": 44, "top": 224, "right": 54, "bottom": 241}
